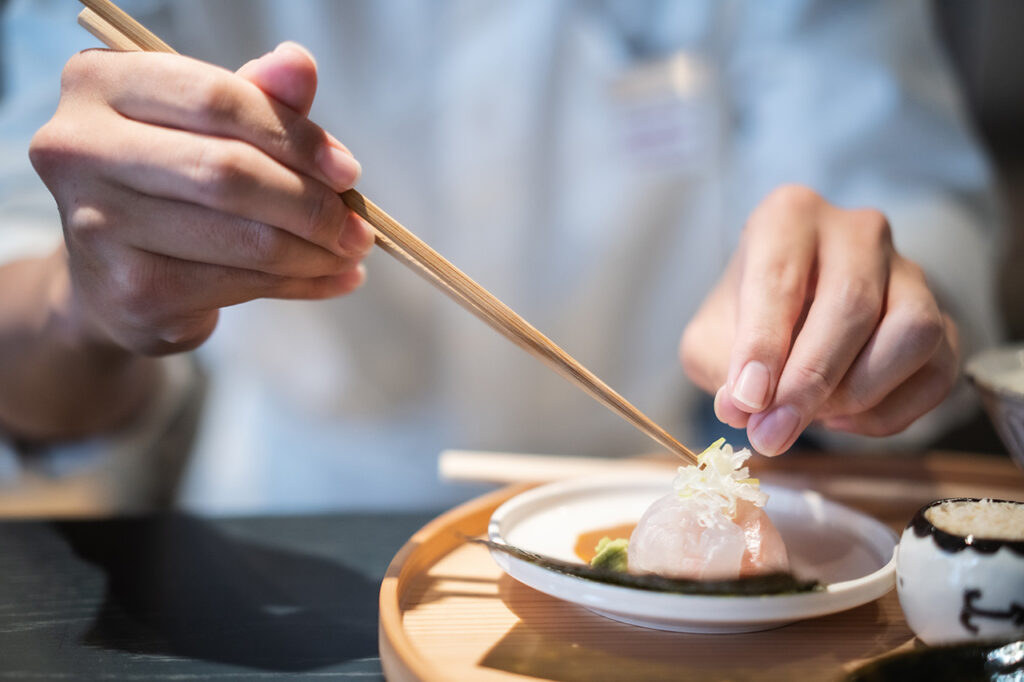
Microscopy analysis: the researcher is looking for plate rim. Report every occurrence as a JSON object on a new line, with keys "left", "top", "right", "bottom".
{"left": 487, "top": 472, "right": 898, "bottom": 630}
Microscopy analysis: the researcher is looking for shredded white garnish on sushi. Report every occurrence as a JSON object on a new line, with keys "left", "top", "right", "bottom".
{"left": 672, "top": 438, "right": 768, "bottom": 527}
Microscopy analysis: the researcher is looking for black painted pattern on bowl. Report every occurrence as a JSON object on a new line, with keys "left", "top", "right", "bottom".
{"left": 909, "top": 498, "right": 1024, "bottom": 557}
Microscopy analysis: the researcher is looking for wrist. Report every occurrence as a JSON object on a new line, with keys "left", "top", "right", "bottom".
{"left": 0, "top": 249, "right": 162, "bottom": 441}
{"left": 43, "top": 248, "right": 125, "bottom": 356}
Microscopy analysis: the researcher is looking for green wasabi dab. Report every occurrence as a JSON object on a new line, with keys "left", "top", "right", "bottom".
{"left": 590, "top": 536, "right": 629, "bottom": 572}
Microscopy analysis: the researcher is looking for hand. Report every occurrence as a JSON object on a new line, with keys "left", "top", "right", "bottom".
{"left": 680, "top": 185, "right": 959, "bottom": 455}
{"left": 28, "top": 43, "right": 374, "bottom": 356}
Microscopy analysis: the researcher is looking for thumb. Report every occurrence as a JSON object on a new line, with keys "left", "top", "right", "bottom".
{"left": 236, "top": 41, "right": 318, "bottom": 115}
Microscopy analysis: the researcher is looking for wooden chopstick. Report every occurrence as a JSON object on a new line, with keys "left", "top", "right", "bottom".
{"left": 76, "top": 0, "right": 699, "bottom": 465}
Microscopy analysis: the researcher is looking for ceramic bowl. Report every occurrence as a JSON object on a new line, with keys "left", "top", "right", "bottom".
{"left": 965, "top": 344, "right": 1024, "bottom": 470}
{"left": 897, "top": 498, "right": 1024, "bottom": 645}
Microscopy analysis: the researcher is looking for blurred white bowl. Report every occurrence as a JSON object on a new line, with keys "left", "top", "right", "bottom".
{"left": 965, "top": 343, "right": 1024, "bottom": 470}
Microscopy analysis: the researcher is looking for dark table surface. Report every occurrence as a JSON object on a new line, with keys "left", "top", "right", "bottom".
{"left": 0, "top": 511, "right": 438, "bottom": 680}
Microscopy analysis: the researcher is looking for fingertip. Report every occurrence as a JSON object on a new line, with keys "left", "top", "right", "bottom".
{"left": 714, "top": 385, "right": 751, "bottom": 429}
{"left": 346, "top": 262, "right": 368, "bottom": 291}
{"left": 274, "top": 41, "right": 317, "bottom": 68}
{"left": 713, "top": 385, "right": 728, "bottom": 421}
{"left": 237, "top": 41, "right": 318, "bottom": 114}
{"left": 324, "top": 132, "right": 354, "bottom": 157}
{"left": 321, "top": 263, "right": 367, "bottom": 299}
{"left": 748, "top": 405, "right": 801, "bottom": 456}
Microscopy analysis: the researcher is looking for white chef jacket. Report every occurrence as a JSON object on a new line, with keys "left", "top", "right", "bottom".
{"left": 0, "top": 0, "right": 1003, "bottom": 512}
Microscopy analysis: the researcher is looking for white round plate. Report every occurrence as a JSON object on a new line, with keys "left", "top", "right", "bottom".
{"left": 487, "top": 473, "right": 898, "bottom": 633}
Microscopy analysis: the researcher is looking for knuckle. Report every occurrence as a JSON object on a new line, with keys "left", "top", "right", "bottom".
{"left": 791, "top": 361, "right": 836, "bottom": 405}
{"left": 852, "top": 412, "right": 897, "bottom": 437}
{"left": 890, "top": 300, "right": 945, "bottom": 356}
{"left": 833, "top": 278, "right": 884, "bottom": 329}
{"left": 247, "top": 225, "right": 293, "bottom": 274}
{"left": 60, "top": 51, "right": 102, "bottom": 93}
{"left": 849, "top": 367, "right": 954, "bottom": 438}
{"left": 98, "top": 256, "right": 216, "bottom": 355}
{"left": 29, "top": 118, "right": 88, "bottom": 179}
{"left": 64, "top": 204, "right": 113, "bottom": 246}
{"left": 190, "top": 141, "right": 251, "bottom": 206}
{"left": 850, "top": 207, "right": 893, "bottom": 247}
{"left": 759, "top": 259, "right": 806, "bottom": 304}
{"left": 899, "top": 258, "right": 927, "bottom": 283}
{"left": 302, "top": 187, "right": 331, "bottom": 240}
{"left": 28, "top": 122, "right": 66, "bottom": 177}
{"left": 277, "top": 114, "right": 321, "bottom": 162}
{"left": 239, "top": 218, "right": 345, "bottom": 278}
{"left": 763, "top": 184, "right": 822, "bottom": 217}
{"left": 190, "top": 71, "right": 242, "bottom": 128}
{"left": 923, "top": 351, "right": 958, "bottom": 400}
{"left": 830, "top": 383, "right": 876, "bottom": 418}
{"left": 866, "top": 407, "right": 920, "bottom": 437}
{"left": 152, "top": 313, "right": 218, "bottom": 354}
{"left": 106, "top": 261, "right": 163, "bottom": 330}
{"left": 744, "top": 322, "right": 792, "bottom": 360}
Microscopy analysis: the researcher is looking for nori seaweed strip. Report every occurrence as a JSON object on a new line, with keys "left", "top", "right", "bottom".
{"left": 473, "top": 538, "right": 821, "bottom": 596}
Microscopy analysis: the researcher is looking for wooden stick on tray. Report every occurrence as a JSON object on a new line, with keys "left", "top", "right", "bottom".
{"left": 77, "top": 0, "right": 699, "bottom": 465}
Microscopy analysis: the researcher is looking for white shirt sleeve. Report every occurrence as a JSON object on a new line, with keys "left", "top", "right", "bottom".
{"left": 0, "top": 353, "right": 200, "bottom": 515}
{"left": 725, "top": 0, "right": 1003, "bottom": 446}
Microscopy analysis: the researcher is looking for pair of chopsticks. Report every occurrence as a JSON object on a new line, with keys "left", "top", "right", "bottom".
{"left": 76, "top": 0, "right": 699, "bottom": 465}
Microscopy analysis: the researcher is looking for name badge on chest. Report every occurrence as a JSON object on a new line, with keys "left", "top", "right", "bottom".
{"left": 609, "top": 51, "right": 723, "bottom": 176}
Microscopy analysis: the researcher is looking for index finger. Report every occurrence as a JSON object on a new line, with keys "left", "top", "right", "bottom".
{"left": 724, "top": 186, "right": 819, "bottom": 414}
{"left": 71, "top": 49, "right": 359, "bottom": 192}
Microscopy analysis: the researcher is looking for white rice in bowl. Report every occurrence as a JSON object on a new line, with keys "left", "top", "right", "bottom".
{"left": 924, "top": 499, "right": 1024, "bottom": 540}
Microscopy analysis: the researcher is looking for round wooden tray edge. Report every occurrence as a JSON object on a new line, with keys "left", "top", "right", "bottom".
{"left": 379, "top": 483, "right": 535, "bottom": 682}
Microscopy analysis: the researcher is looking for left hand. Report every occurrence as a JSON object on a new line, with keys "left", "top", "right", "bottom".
{"left": 680, "top": 185, "right": 959, "bottom": 456}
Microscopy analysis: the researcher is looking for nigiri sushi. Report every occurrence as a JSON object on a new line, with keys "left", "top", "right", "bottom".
{"left": 628, "top": 438, "right": 789, "bottom": 580}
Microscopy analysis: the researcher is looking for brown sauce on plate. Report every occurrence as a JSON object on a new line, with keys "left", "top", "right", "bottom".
{"left": 574, "top": 523, "right": 636, "bottom": 562}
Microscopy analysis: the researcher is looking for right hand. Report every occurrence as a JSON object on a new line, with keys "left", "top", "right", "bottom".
{"left": 29, "top": 43, "right": 374, "bottom": 356}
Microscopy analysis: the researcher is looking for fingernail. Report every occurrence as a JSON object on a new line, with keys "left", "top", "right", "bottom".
{"left": 824, "top": 417, "right": 853, "bottom": 432}
{"left": 238, "top": 56, "right": 266, "bottom": 72}
{"left": 274, "top": 41, "right": 317, "bottom": 66}
{"left": 714, "top": 384, "right": 751, "bottom": 429}
{"left": 339, "top": 212, "right": 374, "bottom": 255}
{"left": 713, "top": 385, "right": 728, "bottom": 420}
{"left": 732, "top": 361, "right": 770, "bottom": 410}
{"left": 749, "top": 405, "right": 801, "bottom": 456}
{"left": 352, "top": 262, "right": 367, "bottom": 286}
{"left": 324, "top": 133, "right": 352, "bottom": 156}
{"left": 316, "top": 144, "right": 361, "bottom": 191}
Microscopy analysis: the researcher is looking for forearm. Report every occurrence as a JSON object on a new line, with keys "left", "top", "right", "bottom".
{"left": 0, "top": 247, "right": 161, "bottom": 442}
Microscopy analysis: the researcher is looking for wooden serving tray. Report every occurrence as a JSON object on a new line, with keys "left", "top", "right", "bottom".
{"left": 379, "top": 452, "right": 1024, "bottom": 681}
